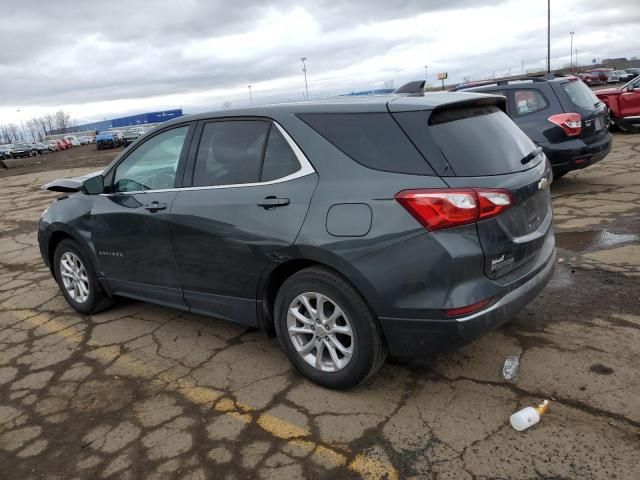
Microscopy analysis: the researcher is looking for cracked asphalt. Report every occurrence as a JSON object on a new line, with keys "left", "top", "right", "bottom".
{"left": 1, "top": 136, "right": 639, "bottom": 479}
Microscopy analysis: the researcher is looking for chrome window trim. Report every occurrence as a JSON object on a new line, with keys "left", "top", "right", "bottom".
{"left": 101, "top": 121, "right": 315, "bottom": 196}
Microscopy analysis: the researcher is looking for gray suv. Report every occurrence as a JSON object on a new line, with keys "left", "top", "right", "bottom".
{"left": 38, "top": 93, "right": 555, "bottom": 389}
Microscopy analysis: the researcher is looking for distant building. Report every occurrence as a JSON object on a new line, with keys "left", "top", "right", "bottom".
{"left": 52, "top": 109, "right": 184, "bottom": 135}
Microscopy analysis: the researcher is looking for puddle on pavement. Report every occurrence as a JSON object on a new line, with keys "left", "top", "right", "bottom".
{"left": 555, "top": 229, "right": 639, "bottom": 252}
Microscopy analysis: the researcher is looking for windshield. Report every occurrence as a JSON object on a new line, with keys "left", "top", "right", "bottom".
{"left": 562, "top": 80, "right": 600, "bottom": 110}
{"left": 14, "top": 143, "right": 29, "bottom": 148}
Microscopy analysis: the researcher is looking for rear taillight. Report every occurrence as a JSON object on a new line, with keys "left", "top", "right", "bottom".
{"left": 443, "top": 298, "right": 493, "bottom": 317}
{"left": 395, "top": 188, "right": 512, "bottom": 231}
{"left": 548, "top": 113, "right": 582, "bottom": 136}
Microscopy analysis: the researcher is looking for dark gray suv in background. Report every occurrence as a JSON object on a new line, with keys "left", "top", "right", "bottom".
{"left": 39, "top": 93, "right": 555, "bottom": 389}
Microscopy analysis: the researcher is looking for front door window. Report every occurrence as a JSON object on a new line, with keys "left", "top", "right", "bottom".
{"left": 114, "top": 126, "right": 189, "bottom": 192}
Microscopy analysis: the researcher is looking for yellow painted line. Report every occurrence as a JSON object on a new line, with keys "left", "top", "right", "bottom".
{"left": 6, "top": 306, "right": 398, "bottom": 479}
{"left": 350, "top": 453, "right": 399, "bottom": 480}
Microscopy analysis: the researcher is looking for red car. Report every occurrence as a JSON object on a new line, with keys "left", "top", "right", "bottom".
{"left": 584, "top": 70, "right": 609, "bottom": 86}
{"left": 56, "top": 139, "right": 68, "bottom": 150}
{"left": 595, "top": 76, "right": 640, "bottom": 131}
{"left": 577, "top": 72, "right": 601, "bottom": 86}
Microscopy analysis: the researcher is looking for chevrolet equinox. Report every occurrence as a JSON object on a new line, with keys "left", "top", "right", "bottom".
{"left": 39, "top": 93, "right": 555, "bottom": 389}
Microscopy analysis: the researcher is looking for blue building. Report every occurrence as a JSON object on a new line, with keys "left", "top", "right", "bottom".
{"left": 111, "top": 109, "right": 183, "bottom": 128}
{"left": 58, "top": 109, "right": 184, "bottom": 134}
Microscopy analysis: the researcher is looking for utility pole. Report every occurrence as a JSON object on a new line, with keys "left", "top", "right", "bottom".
{"left": 570, "top": 31, "right": 575, "bottom": 71}
{"left": 248, "top": 85, "right": 253, "bottom": 105}
{"left": 547, "top": 0, "right": 551, "bottom": 73}
{"left": 300, "top": 57, "right": 309, "bottom": 100}
{"left": 575, "top": 49, "right": 579, "bottom": 69}
{"left": 424, "top": 65, "right": 428, "bottom": 89}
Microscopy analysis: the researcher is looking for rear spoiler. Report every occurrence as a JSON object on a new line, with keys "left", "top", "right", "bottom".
{"left": 42, "top": 171, "right": 102, "bottom": 193}
{"left": 388, "top": 93, "right": 507, "bottom": 115}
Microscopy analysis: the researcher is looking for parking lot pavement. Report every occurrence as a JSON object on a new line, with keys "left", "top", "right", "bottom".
{"left": 1, "top": 134, "right": 639, "bottom": 480}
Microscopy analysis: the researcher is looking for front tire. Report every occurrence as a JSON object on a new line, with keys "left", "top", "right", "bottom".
{"left": 274, "top": 267, "right": 387, "bottom": 389}
{"left": 53, "top": 239, "right": 113, "bottom": 315}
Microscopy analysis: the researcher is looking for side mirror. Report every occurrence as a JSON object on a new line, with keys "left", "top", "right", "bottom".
{"left": 83, "top": 175, "right": 104, "bottom": 195}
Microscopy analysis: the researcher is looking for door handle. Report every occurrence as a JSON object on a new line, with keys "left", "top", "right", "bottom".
{"left": 257, "top": 196, "right": 290, "bottom": 209}
{"left": 144, "top": 201, "right": 167, "bottom": 212}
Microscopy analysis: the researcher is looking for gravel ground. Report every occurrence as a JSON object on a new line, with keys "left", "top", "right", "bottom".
{"left": 1, "top": 134, "right": 639, "bottom": 479}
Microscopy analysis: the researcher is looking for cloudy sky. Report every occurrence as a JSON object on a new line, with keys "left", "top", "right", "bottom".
{"left": 1, "top": 0, "right": 639, "bottom": 126}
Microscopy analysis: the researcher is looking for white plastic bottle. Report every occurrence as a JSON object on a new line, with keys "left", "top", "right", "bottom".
{"left": 510, "top": 400, "right": 549, "bottom": 431}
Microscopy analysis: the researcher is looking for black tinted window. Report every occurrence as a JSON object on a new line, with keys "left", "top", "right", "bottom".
{"left": 298, "top": 113, "right": 433, "bottom": 175}
{"left": 193, "top": 121, "right": 270, "bottom": 187}
{"left": 261, "top": 126, "right": 300, "bottom": 181}
{"left": 428, "top": 106, "right": 536, "bottom": 176}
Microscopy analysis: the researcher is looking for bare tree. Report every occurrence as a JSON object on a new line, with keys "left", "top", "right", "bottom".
{"left": 222, "top": 101, "right": 232, "bottom": 109}
{"left": 7, "top": 124, "right": 21, "bottom": 142}
{"left": 26, "top": 118, "right": 43, "bottom": 141}
{"left": 53, "top": 110, "right": 73, "bottom": 133}
{"left": 0, "top": 125, "right": 11, "bottom": 144}
{"left": 36, "top": 116, "right": 49, "bottom": 138}
{"left": 43, "top": 113, "right": 55, "bottom": 135}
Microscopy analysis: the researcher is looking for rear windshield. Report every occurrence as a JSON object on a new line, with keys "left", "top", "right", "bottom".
{"left": 562, "top": 80, "right": 600, "bottom": 110}
{"left": 428, "top": 106, "right": 536, "bottom": 176}
{"left": 298, "top": 113, "right": 434, "bottom": 175}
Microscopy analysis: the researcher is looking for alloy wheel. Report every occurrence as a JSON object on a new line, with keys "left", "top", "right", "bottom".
{"left": 59, "top": 252, "right": 90, "bottom": 304}
{"left": 287, "top": 292, "right": 354, "bottom": 372}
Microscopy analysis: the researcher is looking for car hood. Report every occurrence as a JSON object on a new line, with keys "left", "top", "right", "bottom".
{"left": 42, "top": 170, "right": 102, "bottom": 193}
{"left": 595, "top": 87, "right": 622, "bottom": 96}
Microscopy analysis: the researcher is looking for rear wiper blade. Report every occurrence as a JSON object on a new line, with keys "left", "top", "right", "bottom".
{"left": 520, "top": 146, "right": 543, "bottom": 165}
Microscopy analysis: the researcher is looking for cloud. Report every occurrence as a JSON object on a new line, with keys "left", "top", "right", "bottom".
{"left": 0, "top": 0, "right": 639, "bottom": 124}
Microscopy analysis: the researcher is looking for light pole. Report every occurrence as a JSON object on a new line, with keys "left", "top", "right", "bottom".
{"left": 248, "top": 85, "right": 253, "bottom": 105}
{"left": 575, "top": 49, "right": 579, "bottom": 70}
{"left": 547, "top": 0, "right": 551, "bottom": 73}
{"left": 424, "top": 65, "right": 428, "bottom": 90}
{"left": 301, "top": 57, "right": 309, "bottom": 100}
{"left": 570, "top": 31, "right": 575, "bottom": 71}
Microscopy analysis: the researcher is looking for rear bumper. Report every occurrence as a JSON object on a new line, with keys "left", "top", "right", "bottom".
{"left": 541, "top": 131, "right": 612, "bottom": 174}
{"left": 378, "top": 247, "right": 555, "bottom": 358}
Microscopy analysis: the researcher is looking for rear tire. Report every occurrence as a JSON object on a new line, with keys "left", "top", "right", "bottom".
{"left": 53, "top": 239, "right": 113, "bottom": 315}
{"left": 274, "top": 266, "right": 387, "bottom": 389}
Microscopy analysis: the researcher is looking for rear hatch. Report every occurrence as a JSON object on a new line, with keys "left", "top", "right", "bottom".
{"left": 553, "top": 79, "right": 608, "bottom": 141}
{"left": 391, "top": 97, "right": 553, "bottom": 279}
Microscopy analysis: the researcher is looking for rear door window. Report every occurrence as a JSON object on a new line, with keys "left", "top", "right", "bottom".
{"left": 427, "top": 105, "right": 537, "bottom": 176}
{"left": 192, "top": 121, "right": 270, "bottom": 187}
{"left": 298, "top": 113, "right": 434, "bottom": 175}
{"left": 511, "top": 90, "right": 548, "bottom": 116}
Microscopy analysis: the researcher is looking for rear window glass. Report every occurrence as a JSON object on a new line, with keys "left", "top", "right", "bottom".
{"left": 429, "top": 106, "right": 537, "bottom": 176}
{"left": 562, "top": 80, "right": 600, "bottom": 110}
{"left": 298, "top": 113, "right": 433, "bottom": 175}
